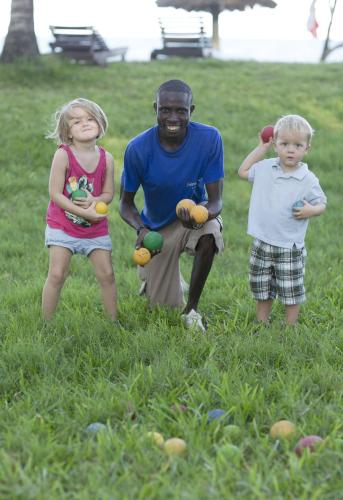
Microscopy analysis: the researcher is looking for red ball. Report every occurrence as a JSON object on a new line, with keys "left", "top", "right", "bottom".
{"left": 260, "top": 125, "right": 274, "bottom": 143}
{"left": 294, "top": 435, "right": 324, "bottom": 456}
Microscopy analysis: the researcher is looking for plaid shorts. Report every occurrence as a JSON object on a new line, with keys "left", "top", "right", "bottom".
{"left": 249, "top": 239, "right": 306, "bottom": 305}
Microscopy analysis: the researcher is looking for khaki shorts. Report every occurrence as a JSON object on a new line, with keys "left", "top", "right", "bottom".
{"left": 139, "top": 217, "right": 224, "bottom": 308}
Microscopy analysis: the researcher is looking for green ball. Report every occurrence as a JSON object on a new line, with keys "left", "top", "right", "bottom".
{"left": 143, "top": 231, "right": 164, "bottom": 251}
{"left": 72, "top": 189, "right": 87, "bottom": 201}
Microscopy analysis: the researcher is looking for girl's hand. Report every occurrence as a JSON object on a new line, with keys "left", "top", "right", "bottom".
{"left": 82, "top": 202, "right": 108, "bottom": 223}
{"left": 73, "top": 190, "right": 95, "bottom": 208}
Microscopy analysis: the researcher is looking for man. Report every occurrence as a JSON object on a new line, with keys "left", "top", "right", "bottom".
{"left": 120, "top": 79, "right": 224, "bottom": 332}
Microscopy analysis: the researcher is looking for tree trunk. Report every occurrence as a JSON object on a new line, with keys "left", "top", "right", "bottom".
{"left": 320, "top": 0, "right": 338, "bottom": 62}
{"left": 1, "top": 0, "right": 39, "bottom": 63}
{"left": 211, "top": 6, "right": 220, "bottom": 50}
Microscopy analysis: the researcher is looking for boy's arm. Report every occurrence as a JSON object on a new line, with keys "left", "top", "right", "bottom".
{"left": 238, "top": 138, "right": 272, "bottom": 180}
{"left": 293, "top": 201, "right": 326, "bottom": 219}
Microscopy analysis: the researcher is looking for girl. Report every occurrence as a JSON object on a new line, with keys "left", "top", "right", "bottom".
{"left": 42, "top": 98, "right": 117, "bottom": 321}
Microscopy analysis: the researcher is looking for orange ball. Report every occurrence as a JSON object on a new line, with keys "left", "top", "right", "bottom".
{"left": 270, "top": 420, "right": 296, "bottom": 439}
{"left": 176, "top": 199, "right": 196, "bottom": 216}
{"left": 95, "top": 201, "right": 109, "bottom": 214}
{"left": 133, "top": 247, "right": 151, "bottom": 266}
{"left": 190, "top": 205, "right": 208, "bottom": 224}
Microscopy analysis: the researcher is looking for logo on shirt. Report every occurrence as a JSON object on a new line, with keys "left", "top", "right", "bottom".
{"left": 65, "top": 175, "right": 94, "bottom": 227}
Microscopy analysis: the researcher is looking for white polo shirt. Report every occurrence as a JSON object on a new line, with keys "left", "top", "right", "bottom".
{"left": 247, "top": 158, "right": 327, "bottom": 249}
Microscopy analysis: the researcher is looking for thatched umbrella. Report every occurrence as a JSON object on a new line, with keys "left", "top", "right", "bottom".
{"left": 156, "top": 0, "right": 277, "bottom": 49}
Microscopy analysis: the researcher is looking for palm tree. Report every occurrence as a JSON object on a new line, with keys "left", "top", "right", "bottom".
{"left": 1, "top": 0, "right": 39, "bottom": 62}
{"left": 156, "top": 0, "right": 277, "bottom": 50}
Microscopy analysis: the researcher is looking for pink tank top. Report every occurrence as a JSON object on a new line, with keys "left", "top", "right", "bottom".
{"left": 46, "top": 144, "right": 109, "bottom": 238}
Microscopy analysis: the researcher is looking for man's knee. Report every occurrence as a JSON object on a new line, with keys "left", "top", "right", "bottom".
{"left": 196, "top": 234, "right": 216, "bottom": 254}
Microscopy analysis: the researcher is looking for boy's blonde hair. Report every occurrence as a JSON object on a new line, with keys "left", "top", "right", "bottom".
{"left": 274, "top": 115, "right": 314, "bottom": 144}
{"left": 46, "top": 98, "right": 108, "bottom": 144}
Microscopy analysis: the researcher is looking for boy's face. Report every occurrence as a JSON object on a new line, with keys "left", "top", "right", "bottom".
{"left": 274, "top": 130, "right": 309, "bottom": 170}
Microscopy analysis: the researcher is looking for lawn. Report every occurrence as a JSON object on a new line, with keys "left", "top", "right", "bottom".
{"left": 0, "top": 55, "right": 342, "bottom": 499}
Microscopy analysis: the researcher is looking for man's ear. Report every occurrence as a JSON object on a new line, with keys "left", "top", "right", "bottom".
{"left": 190, "top": 104, "right": 195, "bottom": 115}
{"left": 153, "top": 102, "right": 157, "bottom": 113}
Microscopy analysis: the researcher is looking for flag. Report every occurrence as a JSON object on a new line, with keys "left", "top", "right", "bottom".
{"left": 307, "top": 0, "right": 319, "bottom": 38}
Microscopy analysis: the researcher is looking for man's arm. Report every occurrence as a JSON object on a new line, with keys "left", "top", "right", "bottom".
{"left": 238, "top": 139, "right": 272, "bottom": 180}
{"left": 205, "top": 179, "right": 223, "bottom": 219}
{"left": 119, "top": 190, "right": 149, "bottom": 247}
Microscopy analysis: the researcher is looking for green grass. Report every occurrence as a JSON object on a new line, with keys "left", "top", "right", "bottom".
{"left": 0, "top": 55, "right": 342, "bottom": 499}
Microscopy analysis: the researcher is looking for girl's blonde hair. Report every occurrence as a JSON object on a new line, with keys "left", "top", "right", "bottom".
{"left": 274, "top": 114, "right": 314, "bottom": 144}
{"left": 46, "top": 98, "right": 108, "bottom": 144}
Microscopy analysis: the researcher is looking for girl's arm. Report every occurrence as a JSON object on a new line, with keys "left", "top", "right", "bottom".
{"left": 49, "top": 149, "right": 106, "bottom": 223}
{"left": 238, "top": 138, "right": 272, "bottom": 180}
{"left": 97, "top": 152, "right": 115, "bottom": 204}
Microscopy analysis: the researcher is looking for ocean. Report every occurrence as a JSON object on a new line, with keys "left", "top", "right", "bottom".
{"left": 2, "top": 36, "right": 342, "bottom": 64}
{"left": 115, "top": 37, "right": 343, "bottom": 64}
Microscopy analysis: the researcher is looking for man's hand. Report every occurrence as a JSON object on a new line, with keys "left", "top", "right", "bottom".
{"left": 177, "top": 207, "right": 200, "bottom": 229}
{"left": 135, "top": 227, "right": 162, "bottom": 257}
{"left": 135, "top": 227, "right": 149, "bottom": 249}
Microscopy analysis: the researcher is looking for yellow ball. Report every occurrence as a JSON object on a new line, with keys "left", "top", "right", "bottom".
{"left": 146, "top": 432, "right": 164, "bottom": 448}
{"left": 133, "top": 247, "right": 151, "bottom": 266}
{"left": 190, "top": 205, "right": 209, "bottom": 224}
{"left": 270, "top": 420, "right": 296, "bottom": 439}
{"left": 164, "top": 437, "right": 187, "bottom": 456}
{"left": 95, "top": 201, "right": 109, "bottom": 214}
{"left": 176, "top": 199, "right": 196, "bottom": 216}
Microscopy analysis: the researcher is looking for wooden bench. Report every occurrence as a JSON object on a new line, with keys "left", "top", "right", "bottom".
{"left": 49, "top": 26, "right": 128, "bottom": 66}
{"left": 151, "top": 17, "right": 212, "bottom": 60}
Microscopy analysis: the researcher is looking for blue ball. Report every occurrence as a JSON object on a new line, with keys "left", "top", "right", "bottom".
{"left": 86, "top": 422, "right": 107, "bottom": 434}
{"left": 207, "top": 409, "right": 226, "bottom": 423}
{"left": 292, "top": 200, "right": 304, "bottom": 209}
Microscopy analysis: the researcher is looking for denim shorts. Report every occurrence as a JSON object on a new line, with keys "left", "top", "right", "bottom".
{"left": 45, "top": 226, "right": 112, "bottom": 256}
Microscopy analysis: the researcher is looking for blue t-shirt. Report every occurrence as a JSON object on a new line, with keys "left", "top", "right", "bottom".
{"left": 121, "top": 121, "right": 224, "bottom": 230}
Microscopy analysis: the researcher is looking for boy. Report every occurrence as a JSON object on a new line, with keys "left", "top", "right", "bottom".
{"left": 238, "top": 115, "right": 326, "bottom": 325}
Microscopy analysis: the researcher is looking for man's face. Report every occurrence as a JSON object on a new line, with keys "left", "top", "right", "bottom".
{"left": 154, "top": 90, "right": 194, "bottom": 141}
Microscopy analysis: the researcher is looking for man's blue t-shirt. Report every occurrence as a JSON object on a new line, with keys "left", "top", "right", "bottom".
{"left": 121, "top": 121, "right": 224, "bottom": 230}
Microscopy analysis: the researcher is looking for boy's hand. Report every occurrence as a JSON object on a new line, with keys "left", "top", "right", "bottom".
{"left": 258, "top": 136, "right": 273, "bottom": 152}
{"left": 293, "top": 200, "right": 314, "bottom": 219}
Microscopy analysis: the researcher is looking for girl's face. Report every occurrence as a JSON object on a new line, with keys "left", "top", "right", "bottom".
{"left": 67, "top": 107, "right": 99, "bottom": 143}
{"left": 274, "top": 130, "right": 309, "bottom": 170}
